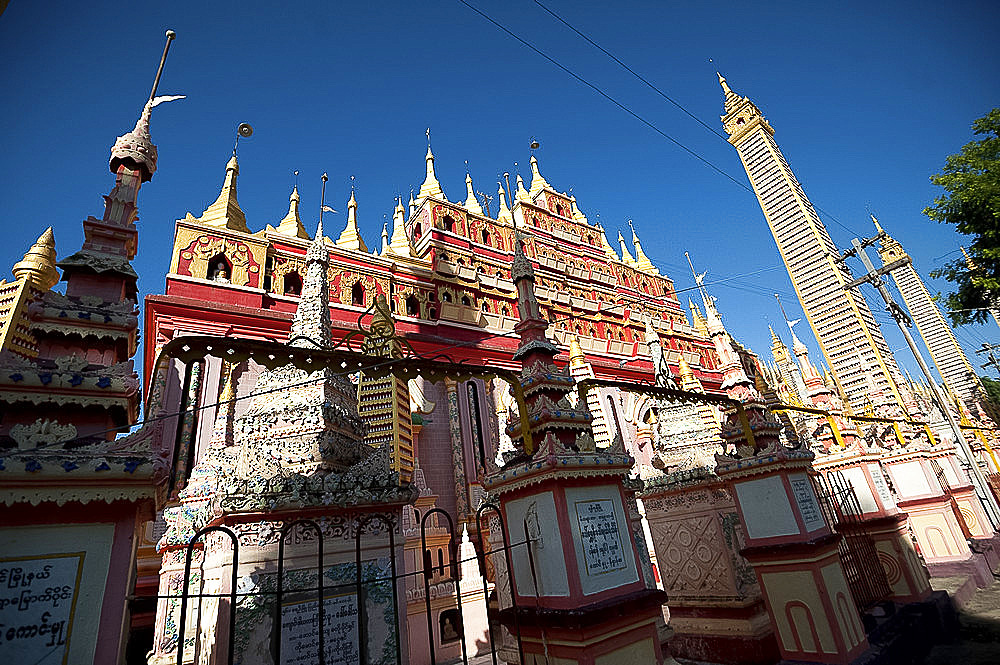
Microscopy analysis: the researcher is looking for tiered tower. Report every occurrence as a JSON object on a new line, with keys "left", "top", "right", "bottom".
{"left": 718, "top": 74, "right": 906, "bottom": 413}
{"left": 874, "top": 218, "right": 992, "bottom": 418}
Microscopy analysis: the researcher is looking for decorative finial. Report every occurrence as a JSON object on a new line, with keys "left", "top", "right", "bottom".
{"left": 717, "top": 71, "right": 732, "bottom": 96}
{"left": 317, "top": 172, "right": 328, "bottom": 239}
{"left": 871, "top": 213, "right": 885, "bottom": 234}
{"left": 496, "top": 181, "right": 512, "bottom": 223}
{"left": 388, "top": 196, "right": 413, "bottom": 257}
{"left": 528, "top": 154, "right": 551, "bottom": 198}
{"left": 275, "top": 184, "right": 309, "bottom": 239}
{"left": 464, "top": 169, "right": 483, "bottom": 215}
{"left": 109, "top": 29, "right": 184, "bottom": 182}
{"left": 197, "top": 154, "right": 248, "bottom": 232}
{"left": 418, "top": 133, "right": 444, "bottom": 200}
{"left": 336, "top": 180, "right": 367, "bottom": 252}
{"left": 12, "top": 227, "right": 59, "bottom": 290}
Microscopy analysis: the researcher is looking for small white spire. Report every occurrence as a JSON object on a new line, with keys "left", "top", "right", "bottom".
{"left": 388, "top": 197, "right": 413, "bottom": 257}
{"left": 464, "top": 172, "right": 484, "bottom": 215}
{"left": 418, "top": 135, "right": 445, "bottom": 200}
{"left": 381, "top": 222, "right": 389, "bottom": 254}
{"left": 496, "top": 182, "right": 512, "bottom": 222}
{"left": 515, "top": 173, "right": 530, "bottom": 202}
{"left": 335, "top": 187, "right": 368, "bottom": 252}
{"left": 528, "top": 155, "right": 551, "bottom": 198}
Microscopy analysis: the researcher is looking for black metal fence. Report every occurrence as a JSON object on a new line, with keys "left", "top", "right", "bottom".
{"left": 168, "top": 503, "right": 532, "bottom": 665}
{"left": 812, "top": 472, "right": 892, "bottom": 614}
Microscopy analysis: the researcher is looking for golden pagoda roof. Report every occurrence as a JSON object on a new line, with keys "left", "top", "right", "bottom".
{"left": 335, "top": 188, "right": 368, "bottom": 252}
{"left": 274, "top": 186, "right": 310, "bottom": 239}
{"left": 463, "top": 172, "right": 484, "bottom": 215}
{"left": 196, "top": 155, "right": 250, "bottom": 232}
{"left": 12, "top": 227, "right": 59, "bottom": 290}
{"left": 528, "top": 155, "right": 552, "bottom": 198}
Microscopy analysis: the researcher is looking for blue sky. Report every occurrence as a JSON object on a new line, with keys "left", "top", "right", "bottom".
{"left": 0, "top": 0, "right": 997, "bottom": 383}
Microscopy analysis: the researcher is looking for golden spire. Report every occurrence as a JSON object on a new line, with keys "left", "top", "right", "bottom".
{"left": 717, "top": 71, "right": 743, "bottom": 114}
{"left": 569, "top": 335, "right": 586, "bottom": 368}
{"left": 408, "top": 190, "right": 417, "bottom": 218}
{"left": 689, "top": 299, "right": 708, "bottom": 336}
{"left": 496, "top": 182, "right": 512, "bottom": 222}
{"left": 718, "top": 71, "right": 732, "bottom": 96}
{"left": 12, "top": 227, "right": 59, "bottom": 289}
{"left": 871, "top": 213, "right": 885, "bottom": 235}
{"left": 198, "top": 155, "right": 250, "bottom": 232}
{"left": 418, "top": 140, "right": 444, "bottom": 200}
{"left": 275, "top": 186, "right": 310, "bottom": 238}
{"left": 570, "top": 195, "right": 588, "bottom": 223}
{"left": 515, "top": 174, "right": 530, "bottom": 202}
{"left": 618, "top": 231, "right": 636, "bottom": 266}
{"left": 464, "top": 172, "right": 484, "bottom": 215}
{"left": 528, "top": 155, "right": 551, "bottom": 198}
{"left": 335, "top": 187, "right": 368, "bottom": 252}
{"left": 629, "top": 220, "right": 658, "bottom": 274}
{"left": 388, "top": 197, "right": 413, "bottom": 257}
{"left": 596, "top": 222, "right": 618, "bottom": 260}
{"left": 677, "top": 355, "right": 697, "bottom": 388}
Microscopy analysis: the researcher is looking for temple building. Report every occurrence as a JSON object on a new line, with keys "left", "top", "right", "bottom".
{"left": 718, "top": 74, "right": 907, "bottom": 414}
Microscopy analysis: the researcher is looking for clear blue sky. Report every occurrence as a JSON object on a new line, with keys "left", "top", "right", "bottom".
{"left": 1, "top": 0, "right": 997, "bottom": 383}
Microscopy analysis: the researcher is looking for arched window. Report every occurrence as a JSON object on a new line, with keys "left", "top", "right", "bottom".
{"left": 428, "top": 292, "right": 436, "bottom": 302}
{"left": 208, "top": 253, "right": 232, "bottom": 282}
{"left": 413, "top": 223, "right": 423, "bottom": 241}
{"left": 481, "top": 301, "right": 489, "bottom": 311}
{"left": 467, "top": 381, "right": 488, "bottom": 472}
{"left": 442, "top": 215, "right": 456, "bottom": 232}
{"left": 351, "top": 281, "right": 365, "bottom": 306}
{"left": 405, "top": 294, "right": 419, "bottom": 317}
{"left": 461, "top": 295, "right": 471, "bottom": 307}
{"left": 282, "top": 272, "right": 302, "bottom": 296}
{"left": 441, "top": 291, "right": 452, "bottom": 303}
{"left": 481, "top": 229, "right": 491, "bottom": 246}
{"left": 437, "top": 548, "right": 445, "bottom": 575}
{"left": 502, "top": 306, "right": 510, "bottom": 316}
{"left": 429, "top": 307, "right": 437, "bottom": 320}
{"left": 555, "top": 203, "right": 564, "bottom": 216}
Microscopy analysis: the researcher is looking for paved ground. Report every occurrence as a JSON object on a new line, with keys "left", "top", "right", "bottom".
{"left": 922, "top": 578, "right": 1000, "bottom": 665}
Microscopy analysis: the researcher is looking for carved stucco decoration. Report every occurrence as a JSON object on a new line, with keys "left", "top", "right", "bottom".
{"left": 9, "top": 418, "right": 78, "bottom": 450}
{"left": 176, "top": 234, "right": 261, "bottom": 287}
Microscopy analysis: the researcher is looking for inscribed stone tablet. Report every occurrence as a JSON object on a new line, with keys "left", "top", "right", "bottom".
{"left": 575, "top": 499, "right": 626, "bottom": 576}
{"left": 0, "top": 554, "right": 84, "bottom": 665}
{"left": 280, "top": 594, "right": 359, "bottom": 665}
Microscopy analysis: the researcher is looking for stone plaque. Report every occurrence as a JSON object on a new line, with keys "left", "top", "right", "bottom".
{"left": 574, "top": 499, "right": 626, "bottom": 575}
{"left": 0, "top": 553, "right": 84, "bottom": 665}
{"left": 280, "top": 593, "right": 359, "bottom": 665}
{"left": 790, "top": 476, "right": 825, "bottom": 531}
{"left": 870, "top": 465, "right": 896, "bottom": 509}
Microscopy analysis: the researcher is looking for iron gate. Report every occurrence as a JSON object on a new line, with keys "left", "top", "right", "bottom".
{"left": 166, "top": 502, "right": 533, "bottom": 665}
{"left": 812, "top": 472, "right": 892, "bottom": 613}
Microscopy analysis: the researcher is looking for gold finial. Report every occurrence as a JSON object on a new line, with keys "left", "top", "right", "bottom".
{"left": 717, "top": 71, "right": 732, "bottom": 96}
{"left": 12, "top": 227, "right": 59, "bottom": 289}
{"left": 335, "top": 185, "right": 367, "bottom": 252}
{"left": 418, "top": 134, "right": 444, "bottom": 200}
{"left": 388, "top": 197, "right": 413, "bottom": 257}
{"left": 515, "top": 173, "right": 530, "bottom": 202}
{"left": 198, "top": 154, "right": 249, "bottom": 232}
{"left": 569, "top": 335, "right": 585, "bottom": 367}
{"left": 618, "top": 230, "right": 636, "bottom": 266}
{"left": 496, "top": 182, "right": 512, "bottom": 222}
{"left": 689, "top": 299, "right": 708, "bottom": 336}
{"left": 871, "top": 213, "right": 885, "bottom": 235}
{"left": 596, "top": 222, "right": 618, "bottom": 260}
{"left": 629, "top": 220, "right": 658, "bottom": 274}
{"left": 570, "top": 194, "right": 588, "bottom": 222}
{"left": 275, "top": 186, "right": 309, "bottom": 238}
{"left": 528, "top": 155, "right": 551, "bottom": 198}
{"left": 464, "top": 171, "right": 484, "bottom": 215}
{"left": 677, "top": 355, "right": 696, "bottom": 386}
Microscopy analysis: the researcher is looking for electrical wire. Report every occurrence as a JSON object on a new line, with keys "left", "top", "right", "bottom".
{"left": 493, "top": 0, "right": 864, "bottom": 238}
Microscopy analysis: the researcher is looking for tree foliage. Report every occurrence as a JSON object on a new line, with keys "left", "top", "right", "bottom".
{"left": 925, "top": 108, "right": 1000, "bottom": 326}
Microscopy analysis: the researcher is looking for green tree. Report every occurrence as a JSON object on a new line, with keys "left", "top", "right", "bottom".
{"left": 925, "top": 108, "right": 1000, "bottom": 326}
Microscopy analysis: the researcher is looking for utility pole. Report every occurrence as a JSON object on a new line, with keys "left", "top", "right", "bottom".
{"left": 977, "top": 343, "right": 1000, "bottom": 375}
{"left": 840, "top": 234, "right": 1000, "bottom": 529}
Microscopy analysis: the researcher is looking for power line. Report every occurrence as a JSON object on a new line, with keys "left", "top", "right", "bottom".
{"left": 455, "top": 0, "right": 751, "bottom": 193}
{"left": 531, "top": 0, "right": 727, "bottom": 141}
{"left": 460, "top": 0, "right": 863, "bottom": 238}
